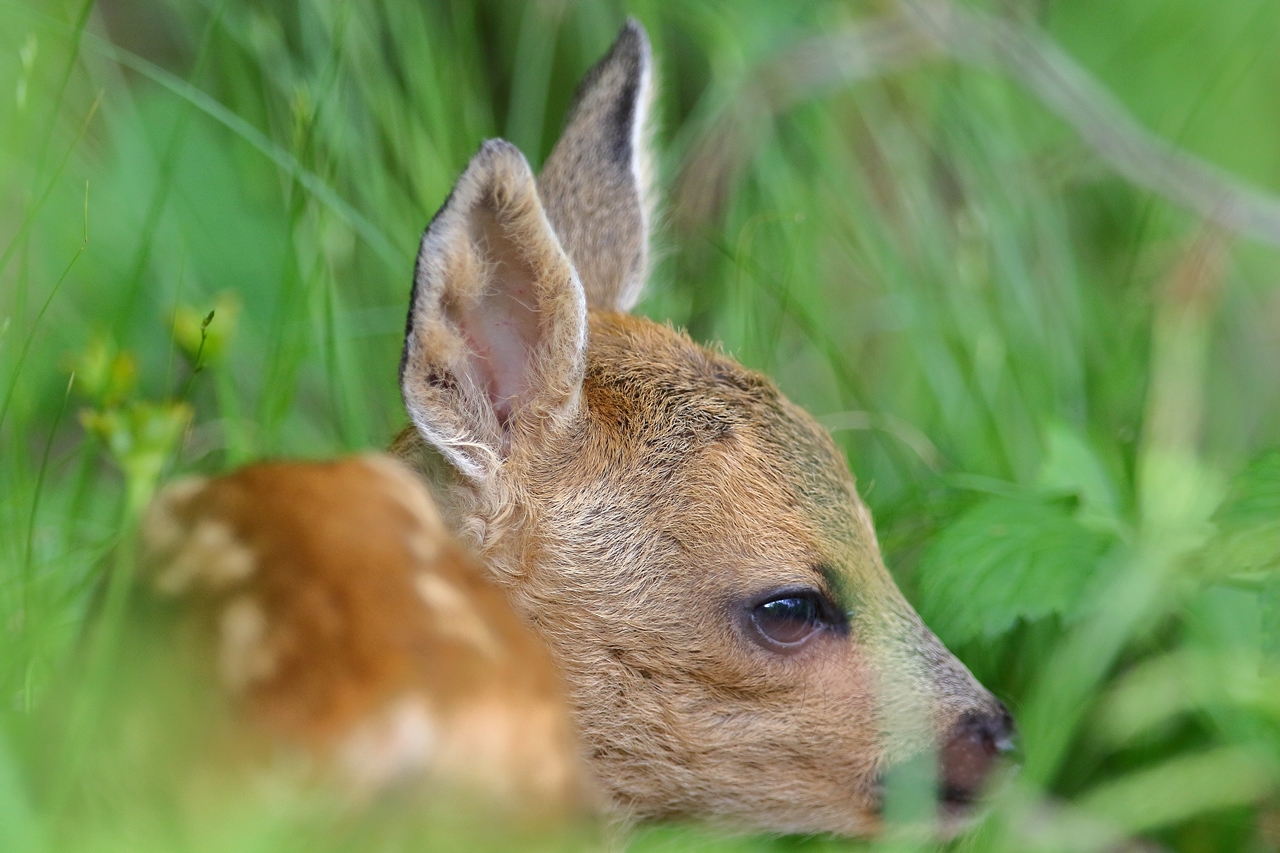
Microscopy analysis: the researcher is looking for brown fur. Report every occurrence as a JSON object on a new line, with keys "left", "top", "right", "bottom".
{"left": 539, "top": 20, "right": 655, "bottom": 312}
{"left": 140, "top": 456, "right": 584, "bottom": 814}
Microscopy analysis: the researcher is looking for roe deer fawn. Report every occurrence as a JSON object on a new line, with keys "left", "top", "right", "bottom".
{"left": 138, "top": 19, "right": 1013, "bottom": 838}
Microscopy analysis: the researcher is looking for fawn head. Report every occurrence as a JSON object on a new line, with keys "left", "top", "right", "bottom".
{"left": 393, "top": 20, "right": 1012, "bottom": 836}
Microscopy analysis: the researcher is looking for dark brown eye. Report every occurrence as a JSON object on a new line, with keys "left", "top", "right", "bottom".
{"left": 752, "top": 595, "right": 824, "bottom": 647}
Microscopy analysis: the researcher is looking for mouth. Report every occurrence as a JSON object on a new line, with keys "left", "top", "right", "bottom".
{"left": 868, "top": 730, "right": 1018, "bottom": 832}
{"left": 862, "top": 773, "right": 987, "bottom": 841}
{"left": 936, "top": 790, "right": 986, "bottom": 840}
{"left": 938, "top": 781, "right": 987, "bottom": 831}
{"left": 939, "top": 783, "right": 978, "bottom": 810}
{"left": 868, "top": 777, "right": 984, "bottom": 810}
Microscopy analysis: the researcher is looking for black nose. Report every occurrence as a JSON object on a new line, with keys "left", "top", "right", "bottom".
{"left": 939, "top": 704, "right": 1016, "bottom": 806}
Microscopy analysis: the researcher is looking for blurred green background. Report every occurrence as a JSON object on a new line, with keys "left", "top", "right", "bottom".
{"left": 2, "top": 0, "right": 1279, "bottom": 850}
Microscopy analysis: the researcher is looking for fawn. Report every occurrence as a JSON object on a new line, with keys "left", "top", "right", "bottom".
{"left": 137, "top": 19, "right": 1013, "bottom": 838}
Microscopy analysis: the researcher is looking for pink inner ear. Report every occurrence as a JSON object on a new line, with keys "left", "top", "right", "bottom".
{"left": 457, "top": 204, "right": 542, "bottom": 426}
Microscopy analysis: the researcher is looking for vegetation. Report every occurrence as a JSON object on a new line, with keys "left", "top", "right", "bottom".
{"left": 2, "top": 0, "right": 1278, "bottom": 850}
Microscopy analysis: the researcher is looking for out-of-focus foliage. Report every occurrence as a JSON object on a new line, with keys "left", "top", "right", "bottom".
{"left": 2, "top": 0, "right": 1279, "bottom": 851}
{"left": 916, "top": 494, "right": 1116, "bottom": 643}
{"left": 1202, "top": 452, "right": 1280, "bottom": 581}
{"left": 172, "top": 292, "right": 240, "bottom": 367}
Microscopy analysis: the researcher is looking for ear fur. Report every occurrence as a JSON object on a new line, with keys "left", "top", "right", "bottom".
{"left": 539, "top": 18, "right": 655, "bottom": 313}
{"left": 400, "top": 140, "right": 588, "bottom": 483}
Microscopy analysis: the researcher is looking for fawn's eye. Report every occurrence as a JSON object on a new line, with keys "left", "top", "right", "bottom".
{"left": 751, "top": 593, "right": 828, "bottom": 648}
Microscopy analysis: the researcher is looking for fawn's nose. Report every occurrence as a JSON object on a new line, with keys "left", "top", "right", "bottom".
{"left": 938, "top": 704, "right": 1016, "bottom": 806}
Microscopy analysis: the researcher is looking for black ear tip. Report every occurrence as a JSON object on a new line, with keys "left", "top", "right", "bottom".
{"left": 621, "top": 17, "right": 648, "bottom": 43}
{"left": 559, "top": 19, "right": 651, "bottom": 134}
{"left": 614, "top": 17, "right": 651, "bottom": 65}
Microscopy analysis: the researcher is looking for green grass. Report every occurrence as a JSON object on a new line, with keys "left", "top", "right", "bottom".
{"left": 2, "top": 0, "right": 1280, "bottom": 850}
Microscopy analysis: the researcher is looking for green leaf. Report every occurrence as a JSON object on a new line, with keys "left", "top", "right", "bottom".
{"left": 1075, "top": 746, "right": 1278, "bottom": 835}
{"left": 916, "top": 497, "right": 1116, "bottom": 644}
{"left": 1036, "top": 422, "right": 1122, "bottom": 533}
{"left": 1266, "top": 579, "right": 1280, "bottom": 671}
{"left": 1204, "top": 450, "right": 1280, "bottom": 581}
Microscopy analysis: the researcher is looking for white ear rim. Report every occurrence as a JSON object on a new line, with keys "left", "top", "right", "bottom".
{"left": 620, "top": 19, "right": 656, "bottom": 313}
{"left": 401, "top": 139, "right": 588, "bottom": 484}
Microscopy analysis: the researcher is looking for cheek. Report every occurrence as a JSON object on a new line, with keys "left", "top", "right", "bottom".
{"left": 744, "top": 638, "right": 888, "bottom": 785}
{"left": 803, "top": 639, "right": 881, "bottom": 733}
{"left": 707, "top": 632, "right": 884, "bottom": 751}
{"left": 682, "top": 640, "right": 889, "bottom": 813}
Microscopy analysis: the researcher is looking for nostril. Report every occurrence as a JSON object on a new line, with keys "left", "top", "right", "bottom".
{"left": 992, "top": 703, "right": 1016, "bottom": 755}
{"left": 939, "top": 704, "right": 1017, "bottom": 807}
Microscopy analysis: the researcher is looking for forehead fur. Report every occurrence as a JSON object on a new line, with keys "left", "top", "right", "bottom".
{"left": 583, "top": 313, "right": 848, "bottom": 473}
{"left": 539, "top": 313, "right": 882, "bottom": 592}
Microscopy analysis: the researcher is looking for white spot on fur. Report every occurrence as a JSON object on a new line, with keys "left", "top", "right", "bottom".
{"left": 338, "top": 696, "right": 438, "bottom": 792}
{"left": 139, "top": 476, "right": 209, "bottom": 562}
{"left": 360, "top": 455, "right": 445, "bottom": 563}
{"left": 153, "top": 519, "right": 256, "bottom": 595}
{"left": 406, "top": 529, "right": 441, "bottom": 564}
{"left": 360, "top": 455, "right": 442, "bottom": 527}
{"left": 435, "top": 698, "right": 576, "bottom": 805}
{"left": 162, "top": 475, "right": 210, "bottom": 505}
{"left": 414, "top": 573, "right": 502, "bottom": 659}
{"left": 218, "top": 595, "right": 276, "bottom": 692}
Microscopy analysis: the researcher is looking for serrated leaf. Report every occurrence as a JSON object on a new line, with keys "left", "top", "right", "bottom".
{"left": 1037, "top": 422, "right": 1120, "bottom": 524}
{"left": 1204, "top": 451, "right": 1280, "bottom": 580}
{"left": 916, "top": 497, "right": 1115, "bottom": 645}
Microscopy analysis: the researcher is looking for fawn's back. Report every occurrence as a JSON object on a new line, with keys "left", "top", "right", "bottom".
{"left": 137, "top": 456, "right": 582, "bottom": 814}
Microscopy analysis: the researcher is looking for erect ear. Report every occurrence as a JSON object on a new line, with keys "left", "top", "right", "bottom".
{"left": 400, "top": 139, "right": 587, "bottom": 483}
{"left": 539, "top": 18, "right": 655, "bottom": 314}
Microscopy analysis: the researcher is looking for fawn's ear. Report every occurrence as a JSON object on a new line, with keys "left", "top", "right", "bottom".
{"left": 539, "top": 18, "right": 655, "bottom": 313}
{"left": 400, "top": 140, "right": 587, "bottom": 483}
